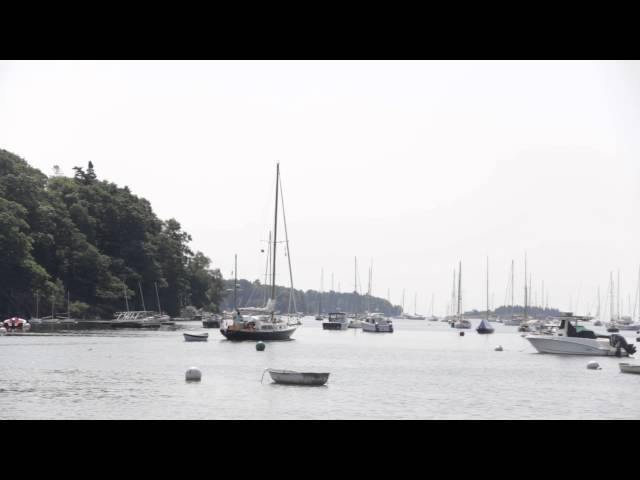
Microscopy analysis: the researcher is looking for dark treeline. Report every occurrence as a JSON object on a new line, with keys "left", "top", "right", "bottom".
{"left": 220, "top": 279, "right": 402, "bottom": 316}
{"left": 0, "top": 149, "right": 224, "bottom": 319}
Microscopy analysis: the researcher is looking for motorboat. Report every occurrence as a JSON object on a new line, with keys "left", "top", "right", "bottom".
{"left": 619, "top": 363, "right": 640, "bottom": 374}
{"left": 322, "top": 312, "right": 349, "bottom": 330}
{"left": 262, "top": 368, "right": 329, "bottom": 386}
{"left": 526, "top": 314, "right": 637, "bottom": 356}
{"left": 427, "top": 315, "right": 439, "bottom": 322}
{"left": 347, "top": 315, "right": 363, "bottom": 328}
{"left": 361, "top": 313, "right": 393, "bottom": 333}
{"left": 402, "top": 313, "right": 426, "bottom": 320}
{"left": 2, "top": 317, "right": 31, "bottom": 332}
{"left": 183, "top": 332, "right": 209, "bottom": 342}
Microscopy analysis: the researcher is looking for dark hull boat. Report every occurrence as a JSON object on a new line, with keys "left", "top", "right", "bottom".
{"left": 220, "top": 325, "right": 296, "bottom": 341}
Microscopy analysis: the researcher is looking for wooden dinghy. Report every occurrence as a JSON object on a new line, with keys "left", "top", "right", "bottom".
{"left": 183, "top": 332, "right": 209, "bottom": 342}
{"left": 619, "top": 363, "right": 640, "bottom": 374}
{"left": 261, "top": 368, "right": 329, "bottom": 386}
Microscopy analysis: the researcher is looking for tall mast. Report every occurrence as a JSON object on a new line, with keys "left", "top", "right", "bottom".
{"left": 430, "top": 293, "right": 434, "bottom": 317}
{"left": 511, "top": 259, "right": 515, "bottom": 316}
{"left": 354, "top": 257, "right": 358, "bottom": 294}
{"left": 617, "top": 269, "right": 620, "bottom": 321}
{"left": 123, "top": 282, "right": 129, "bottom": 312}
{"left": 233, "top": 254, "right": 238, "bottom": 310}
{"left": 486, "top": 256, "right": 489, "bottom": 321}
{"left": 402, "top": 289, "right": 405, "bottom": 314}
{"left": 523, "top": 254, "right": 528, "bottom": 321}
{"left": 451, "top": 268, "right": 456, "bottom": 317}
{"left": 610, "top": 272, "right": 615, "bottom": 322}
{"left": 138, "top": 282, "right": 146, "bottom": 311}
{"left": 67, "top": 290, "right": 70, "bottom": 318}
{"left": 154, "top": 282, "right": 162, "bottom": 314}
{"left": 414, "top": 292, "right": 417, "bottom": 315}
{"left": 270, "top": 163, "right": 280, "bottom": 303}
{"left": 597, "top": 286, "right": 601, "bottom": 320}
{"left": 35, "top": 291, "right": 39, "bottom": 319}
{"left": 457, "top": 261, "right": 462, "bottom": 320}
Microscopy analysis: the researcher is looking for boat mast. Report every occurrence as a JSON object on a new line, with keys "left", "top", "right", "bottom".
{"left": 154, "top": 282, "right": 162, "bottom": 315}
{"left": 610, "top": 272, "right": 615, "bottom": 322}
{"left": 35, "top": 291, "right": 39, "bottom": 319}
{"left": 233, "top": 254, "right": 238, "bottom": 310}
{"left": 523, "top": 254, "right": 528, "bottom": 321}
{"left": 123, "top": 281, "right": 129, "bottom": 312}
{"left": 486, "top": 256, "right": 489, "bottom": 321}
{"left": 414, "top": 292, "right": 417, "bottom": 315}
{"left": 511, "top": 259, "right": 514, "bottom": 317}
{"left": 270, "top": 163, "right": 280, "bottom": 307}
{"left": 617, "top": 269, "right": 620, "bottom": 321}
{"left": 457, "top": 261, "right": 462, "bottom": 321}
{"left": 138, "top": 282, "right": 146, "bottom": 311}
{"left": 67, "top": 290, "right": 70, "bottom": 318}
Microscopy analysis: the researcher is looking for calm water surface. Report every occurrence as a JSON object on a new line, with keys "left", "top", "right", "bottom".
{"left": 1, "top": 318, "right": 639, "bottom": 419}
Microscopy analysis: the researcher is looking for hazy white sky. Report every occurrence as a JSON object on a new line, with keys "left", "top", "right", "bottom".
{"left": 1, "top": 60, "right": 639, "bottom": 315}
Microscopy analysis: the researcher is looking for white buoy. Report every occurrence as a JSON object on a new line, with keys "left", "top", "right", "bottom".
{"left": 0, "top": 327, "right": 6, "bottom": 335}
{"left": 185, "top": 367, "right": 202, "bottom": 381}
{"left": 587, "top": 361, "right": 600, "bottom": 370}
{"left": 494, "top": 345, "right": 503, "bottom": 351}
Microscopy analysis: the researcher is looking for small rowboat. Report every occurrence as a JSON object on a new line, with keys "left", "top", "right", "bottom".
{"left": 261, "top": 368, "right": 329, "bottom": 386}
{"left": 619, "top": 363, "right": 640, "bottom": 374}
{"left": 183, "top": 332, "right": 209, "bottom": 342}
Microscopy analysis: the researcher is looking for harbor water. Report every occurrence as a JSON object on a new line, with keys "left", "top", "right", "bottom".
{"left": 1, "top": 317, "right": 639, "bottom": 419}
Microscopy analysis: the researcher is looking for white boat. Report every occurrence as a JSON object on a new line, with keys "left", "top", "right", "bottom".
{"left": 476, "top": 257, "right": 494, "bottom": 334}
{"left": 111, "top": 311, "right": 162, "bottom": 328}
{"left": 619, "top": 363, "right": 640, "bottom": 374}
{"left": 322, "top": 312, "right": 349, "bottom": 330}
{"left": 526, "top": 314, "right": 637, "bottom": 356}
{"left": 450, "top": 261, "right": 470, "bottom": 329}
{"left": 361, "top": 313, "right": 393, "bottom": 332}
{"left": 347, "top": 315, "right": 363, "bottom": 328}
{"left": 262, "top": 368, "right": 329, "bottom": 386}
{"left": 183, "top": 332, "right": 209, "bottom": 342}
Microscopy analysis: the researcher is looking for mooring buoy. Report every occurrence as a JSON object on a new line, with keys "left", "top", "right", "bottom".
{"left": 494, "top": 345, "right": 503, "bottom": 351}
{"left": 256, "top": 341, "right": 266, "bottom": 351}
{"left": 185, "top": 367, "right": 202, "bottom": 381}
{"left": 459, "top": 331, "right": 465, "bottom": 336}
{"left": 587, "top": 361, "right": 600, "bottom": 370}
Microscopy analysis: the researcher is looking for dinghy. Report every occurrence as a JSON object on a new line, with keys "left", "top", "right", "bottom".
{"left": 183, "top": 332, "right": 209, "bottom": 342}
{"left": 262, "top": 368, "right": 329, "bottom": 386}
{"left": 619, "top": 363, "right": 640, "bottom": 374}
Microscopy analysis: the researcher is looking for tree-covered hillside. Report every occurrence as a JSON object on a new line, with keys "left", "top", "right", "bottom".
{"left": 0, "top": 149, "right": 223, "bottom": 319}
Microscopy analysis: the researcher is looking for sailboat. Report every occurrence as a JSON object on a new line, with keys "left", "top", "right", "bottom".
{"left": 427, "top": 293, "right": 438, "bottom": 321}
{"left": 403, "top": 293, "right": 426, "bottom": 320}
{"left": 502, "top": 260, "right": 521, "bottom": 326}
{"left": 477, "top": 257, "right": 494, "bottom": 334}
{"left": 517, "top": 255, "right": 531, "bottom": 332}
{"left": 454, "top": 261, "right": 471, "bottom": 329}
{"left": 220, "top": 163, "right": 298, "bottom": 341}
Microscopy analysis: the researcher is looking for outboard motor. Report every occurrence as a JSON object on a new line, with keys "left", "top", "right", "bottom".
{"left": 610, "top": 334, "right": 637, "bottom": 356}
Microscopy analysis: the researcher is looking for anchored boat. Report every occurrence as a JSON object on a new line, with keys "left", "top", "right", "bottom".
{"left": 184, "top": 332, "right": 209, "bottom": 342}
{"left": 262, "top": 368, "right": 329, "bottom": 386}
{"left": 323, "top": 312, "right": 349, "bottom": 330}
{"left": 526, "top": 314, "right": 637, "bottom": 356}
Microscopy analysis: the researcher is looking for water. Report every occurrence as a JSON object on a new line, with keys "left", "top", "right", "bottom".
{"left": 1, "top": 318, "right": 639, "bottom": 419}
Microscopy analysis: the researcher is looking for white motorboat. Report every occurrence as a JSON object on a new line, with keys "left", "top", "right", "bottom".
{"left": 361, "top": 313, "right": 393, "bottom": 333}
{"left": 262, "top": 368, "right": 329, "bottom": 386}
{"left": 322, "top": 312, "right": 349, "bottom": 330}
{"left": 526, "top": 314, "right": 637, "bottom": 356}
{"left": 347, "top": 316, "right": 363, "bottom": 328}
{"left": 183, "top": 332, "right": 209, "bottom": 342}
{"left": 502, "top": 317, "right": 522, "bottom": 326}
{"left": 619, "top": 363, "right": 640, "bottom": 374}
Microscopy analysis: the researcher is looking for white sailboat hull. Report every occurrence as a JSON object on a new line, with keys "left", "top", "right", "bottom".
{"left": 526, "top": 335, "right": 629, "bottom": 356}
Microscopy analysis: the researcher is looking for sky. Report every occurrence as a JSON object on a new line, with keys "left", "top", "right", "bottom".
{"left": 1, "top": 60, "right": 639, "bottom": 316}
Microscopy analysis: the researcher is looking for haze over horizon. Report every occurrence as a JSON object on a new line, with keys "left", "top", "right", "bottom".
{"left": 1, "top": 60, "right": 639, "bottom": 316}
